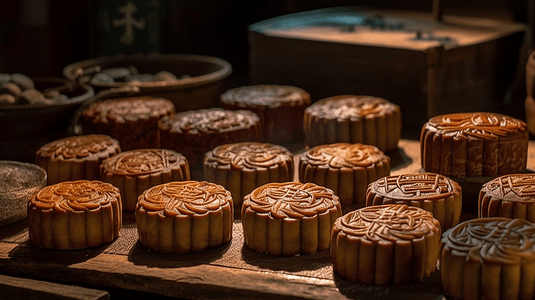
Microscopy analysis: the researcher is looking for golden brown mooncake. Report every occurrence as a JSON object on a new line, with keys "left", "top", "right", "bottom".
{"left": 299, "top": 143, "right": 390, "bottom": 206}
{"left": 441, "top": 218, "right": 535, "bottom": 300}
{"left": 241, "top": 182, "right": 342, "bottom": 256}
{"left": 366, "top": 173, "right": 462, "bottom": 231}
{"left": 303, "top": 95, "right": 401, "bottom": 152}
{"left": 135, "top": 181, "right": 233, "bottom": 253}
{"left": 81, "top": 96, "right": 175, "bottom": 151}
{"left": 420, "top": 112, "right": 529, "bottom": 177}
{"left": 204, "top": 142, "right": 294, "bottom": 216}
{"left": 158, "top": 108, "right": 262, "bottom": 173}
{"left": 330, "top": 204, "right": 441, "bottom": 285}
{"left": 27, "top": 180, "right": 122, "bottom": 250}
{"left": 35, "top": 134, "right": 121, "bottom": 185}
{"left": 100, "top": 149, "right": 190, "bottom": 212}
{"left": 220, "top": 85, "right": 311, "bottom": 145}
{"left": 479, "top": 174, "right": 535, "bottom": 222}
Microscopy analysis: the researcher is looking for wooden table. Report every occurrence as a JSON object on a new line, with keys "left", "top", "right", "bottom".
{"left": 2, "top": 139, "right": 534, "bottom": 299}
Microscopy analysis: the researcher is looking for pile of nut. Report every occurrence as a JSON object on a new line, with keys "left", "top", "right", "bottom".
{"left": 89, "top": 66, "right": 185, "bottom": 85}
{"left": 0, "top": 73, "right": 69, "bottom": 107}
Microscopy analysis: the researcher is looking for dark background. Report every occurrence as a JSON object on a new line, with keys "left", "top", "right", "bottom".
{"left": 0, "top": 0, "right": 530, "bottom": 78}
{"left": 0, "top": 0, "right": 532, "bottom": 121}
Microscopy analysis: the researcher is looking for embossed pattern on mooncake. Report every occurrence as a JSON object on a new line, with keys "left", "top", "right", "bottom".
{"left": 330, "top": 204, "right": 441, "bottom": 285}
{"left": 135, "top": 181, "right": 233, "bottom": 253}
{"left": 366, "top": 173, "right": 462, "bottom": 231}
{"left": 299, "top": 143, "right": 390, "bottom": 206}
{"left": 242, "top": 182, "right": 341, "bottom": 256}
{"left": 204, "top": 142, "right": 293, "bottom": 214}
{"left": 441, "top": 218, "right": 535, "bottom": 300}
{"left": 479, "top": 174, "right": 535, "bottom": 222}
{"left": 221, "top": 85, "right": 310, "bottom": 107}
{"left": 81, "top": 96, "right": 175, "bottom": 151}
{"left": 220, "top": 85, "right": 311, "bottom": 145}
{"left": 27, "top": 180, "right": 122, "bottom": 250}
{"left": 304, "top": 95, "right": 401, "bottom": 152}
{"left": 421, "top": 112, "right": 528, "bottom": 177}
{"left": 36, "top": 134, "right": 121, "bottom": 185}
{"left": 101, "top": 149, "right": 190, "bottom": 212}
{"left": 159, "top": 108, "right": 261, "bottom": 172}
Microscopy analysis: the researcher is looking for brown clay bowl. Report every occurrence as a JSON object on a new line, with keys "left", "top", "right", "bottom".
{"left": 62, "top": 53, "right": 232, "bottom": 112}
{"left": 0, "top": 78, "right": 94, "bottom": 162}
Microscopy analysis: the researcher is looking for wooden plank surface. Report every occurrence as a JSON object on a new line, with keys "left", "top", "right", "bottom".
{"left": 0, "top": 273, "right": 109, "bottom": 300}
{"left": 1, "top": 139, "right": 534, "bottom": 299}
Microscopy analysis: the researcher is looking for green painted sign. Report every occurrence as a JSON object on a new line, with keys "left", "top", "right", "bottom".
{"left": 92, "top": 0, "right": 165, "bottom": 56}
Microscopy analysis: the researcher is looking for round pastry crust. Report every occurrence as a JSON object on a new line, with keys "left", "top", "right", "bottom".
{"left": 366, "top": 173, "right": 462, "bottom": 231}
{"left": 241, "top": 182, "right": 342, "bottom": 256}
{"left": 479, "top": 173, "right": 535, "bottom": 222}
{"left": 441, "top": 217, "right": 535, "bottom": 300}
{"left": 303, "top": 95, "right": 401, "bottom": 152}
{"left": 330, "top": 204, "right": 441, "bottom": 285}
{"left": 27, "top": 180, "right": 122, "bottom": 250}
{"left": 82, "top": 96, "right": 175, "bottom": 123}
{"left": 81, "top": 96, "right": 175, "bottom": 150}
{"left": 220, "top": 85, "right": 310, "bottom": 108}
{"left": 220, "top": 85, "right": 311, "bottom": 145}
{"left": 204, "top": 142, "right": 294, "bottom": 214}
{"left": 158, "top": 108, "right": 261, "bottom": 170}
{"left": 135, "top": 181, "right": 233, "bottom": 253}
{"left": 35, "top": 134, "right": 121, "bottom": 185}
{"left": 299, "top": 143, "right": 390, "bottom": 206}
{"left": 100, "top": 149, "right": 190, "bottom": 212}
{"left": 159, "top": 108, "right": 260, "bottom": 135}
{"left": 421, "top": 112, "right": 528, "bottom": 177}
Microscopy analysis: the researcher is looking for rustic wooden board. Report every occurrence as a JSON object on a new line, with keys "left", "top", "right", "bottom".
{"left": 1, "top": 139, "right": 534, "bottom": 299}
{"left": 0, "top": 274, "right": 109, "bottom": 300}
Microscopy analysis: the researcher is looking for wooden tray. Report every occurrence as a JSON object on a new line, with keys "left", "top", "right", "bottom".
{"left": 1, "top": 139, "right": 534, "bottom": 299}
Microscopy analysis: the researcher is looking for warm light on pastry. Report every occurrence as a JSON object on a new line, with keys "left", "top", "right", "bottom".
{"left": 366, "top": 173, "right": 462, "bottom": 231}
{"left": 27, "top": 180, "right": 122, "bottom": 250}
{"left": 204, "top": 142, "right": 294, "bottom": 216}
{"left": 159, "top": 108, "right": 262, "bottom": 171}
{"left": 421, "top": 112, "right": 528, "bottom": 177}
{"left": 479, "top": 173, "right": 535, "bottom": 222}
{"left": 441, "top": 218, "right": 535, "bottom": 300}
{"left": 100, "top": 149, "right": 190, "bottom": 212}
{"left": 299, "top": 143, "right": 390, "bottom": 206}
{"left": 330, "top": 204, "right": 441, "bottom": 285}
{"left": 36, "top": 134, "right": 121, "bottom": 185}
{"left": 241, "top": 182, "right": 342, "bottom": 256}
{"left": 135, "top": 181, "right": 233, "bottom": 253}
{"left": 304, "top": 95, "right": 401, "bottom": 152}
